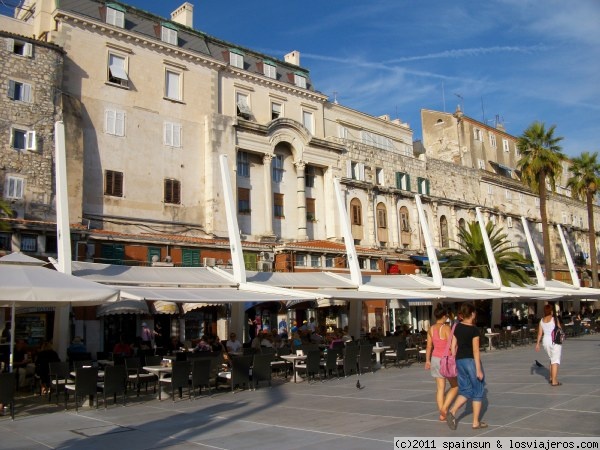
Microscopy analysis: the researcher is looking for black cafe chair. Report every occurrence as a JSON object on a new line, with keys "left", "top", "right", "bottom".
{"left": 65, "top": 367, "right": 99, "bottom": 412}
{"left": 0, "top": 372, "right": 16, "bottom": 420}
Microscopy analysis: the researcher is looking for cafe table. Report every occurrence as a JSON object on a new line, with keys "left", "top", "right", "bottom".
{"left": 484, "top": 333, "right": 500, "bottom": 351}
{"left": 142, "top": 365, "right": 173, "bottom": 398}
{"left": 279, "top": 354, "right": 307, "bottom": 383}
{"left": 371, "top": 346, "right": 390, "bottom": 369}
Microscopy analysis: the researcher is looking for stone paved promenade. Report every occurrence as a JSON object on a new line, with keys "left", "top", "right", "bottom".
{"left": 1, "top": 335, "right": 599, "bottom": 449}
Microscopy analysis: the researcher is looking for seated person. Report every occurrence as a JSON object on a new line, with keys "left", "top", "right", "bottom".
{"left": 167, "top": 336, "right": 184, "bottom": 354}
{"left": 211, "top": 335, "right": 226, "bottom": 353}
{"left": 113, "top": 336, "right": 133, "bottom": 358}
{"left": 193, "top": 336, "right": 212, "bottom": 352}
{"left": 260, "top": 330, "right": 274, "bottom": 348}
{"left": 226, "top": 333, "right": 242, "bottom": 354}
{"left": 67, "top": 336, "right": 87, "bottom": 354}
{"left": 34, "top": 341, "right": 60, "bottom": 395}
{"left": 13, "top": 339, "right": 34, "bottom": 389}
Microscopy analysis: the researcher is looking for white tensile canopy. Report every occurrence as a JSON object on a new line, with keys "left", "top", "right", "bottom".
{"left": 0, "top": 260, "right": 119, "bottom": 372}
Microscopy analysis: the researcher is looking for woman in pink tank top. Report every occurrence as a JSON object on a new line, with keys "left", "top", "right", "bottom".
{"left": 425, "top": 306, "right": 458, "bottom": 421}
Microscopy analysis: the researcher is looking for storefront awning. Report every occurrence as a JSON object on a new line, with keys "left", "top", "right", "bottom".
{"left": 97, "top": 299, "right": 149, "bottom": 316}
{"left": 150, "top": 301, "right": 179, "bottom": 314}
{"left": 181, "top": 302, "right": 220, "bottom": 314}
{"left": 316, "top": 298, "right": 347, "bottom": 308}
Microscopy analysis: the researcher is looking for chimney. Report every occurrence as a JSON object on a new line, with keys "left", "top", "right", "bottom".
{"left": 284, "top": 50, "right": 300, "bottom": 66}
{"left": 171, "top": 2, "right": 194, "bottom": 28}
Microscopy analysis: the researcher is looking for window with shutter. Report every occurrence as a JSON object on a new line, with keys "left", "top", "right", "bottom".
{"left": 350, "top": 198, "right": 362, "bottom": 225}
{"left": 161, "top": 26, "right": 177, "bottom": 45}
{"left": 11, "top": 129, "right": 27, "bottom": 150}
{"left": 104, "top": 108, "right": 125, "bottom": 136}
{"left": 271, "top": 102, "right": 282, "bottom": 120}
{"left": 106, "top": 6, "right": 125, "bottom": 28}
{"left": 147, "top": 247, "right": 161, "bottom": 263}
{"left": 104, "top": 170, "right": 123, "bottom": 197}
{"left": 305, "top": 165, "right": 316, "bottom": 188}
{"left": 165, "top": 70, "right": 181, "bottom": 101}
{"left": 164, "top": 179, "right": 181, "bottom": 204}
{"left": 164, "top": 122, "right": 182, "bottom": 147}
{"left": 8, "top": 80, "right": 32, "bottom": 102}
{"left": 107, "top": 53, "right": 128, "bottom": 87}
{"left": 238, "top": 187, "right": 251, "bottom": 214}
{"left": 263, "top": 62, "right": 276, "bottom": 79}
{"left": 25, "top": 131, "right": 36, "bottom": 150}
{"left": 274, "top": 193, "right": 284, "bottom": 218}
{"left": 182, "top": 248, "right": 200, "bottom": 267}
{"left": 103, "top": 243, "right": 124, "bottom": 264}
{"left": 5, "top": 176, "right": 24, "bottom": 199}
{"left": 294, "top": 74, "right": 307, "bottom": 88}
{"left": 302, "top": 111, "right": 313, "bottom": 133}
{"left": 306, "top": 197, "right": 316, "bottom": 222}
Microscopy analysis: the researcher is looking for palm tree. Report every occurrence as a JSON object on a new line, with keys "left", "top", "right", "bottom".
{"left": 516, "top": 121, "right": 566, "bottom": 280}
{"left": 0, "top": 199, "right": 12, "bottom": 232}
{"left": 566, "top": 152, "right": 600, "bottom": 288}
{"left": 440, "top": 221, "right": 532, "bottom": 286}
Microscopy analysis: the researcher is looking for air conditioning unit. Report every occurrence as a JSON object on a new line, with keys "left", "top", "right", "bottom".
{"left": 260, "top": 251, "right": 275, "bottom": 261}
{"left": 203, "top": 257, "right": 216, "bottom": 267}
{"left": 259, "top": 261, "right": 273, "bottom": 272}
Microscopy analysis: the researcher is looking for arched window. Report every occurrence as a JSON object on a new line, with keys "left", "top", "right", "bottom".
{"left": 440, "top": 215, "right": 449, "bottom": 248}
{"left": 350, "top": 198, "right": 362, "bottom": 226}
{"left": 350, "top": 198, "right": 363, "bottom": 242}
{"left": 399, "top": 206, "right": 411, "bottom": 247}
{"left": 376, "top": 202, "right": 388, "bottom": 245}
{"left": 458, "top": 218, "right": 466, "bottom": 231}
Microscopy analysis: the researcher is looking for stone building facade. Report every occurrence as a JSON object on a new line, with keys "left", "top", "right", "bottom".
{"left": 0, "top": 28, "right": 64, "bottom": 255}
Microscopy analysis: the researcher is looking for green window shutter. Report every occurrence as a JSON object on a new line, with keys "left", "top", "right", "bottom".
{"left": 182, "top": 249, "right": 200, "bottom": 267}
{"left": 113, "top": 244, "right": 124, "bottom": 264}
{"left": 395, "top": 172, "right": 401, "bottom": 189}
{"left": 147, "top": 247, "right": 161, "bottom": 263}
{"left": 101, "top": 244, "right": 114, "bottom": 263}
{"left": 425, "top": 179, "right": 430, "bottom": 195}
{"left": 243, "top": 253, "right": 257, "bottom": 271}
{"left": 406, "top": 174, "right": 411, "bottom": 191}
{"left": 417, "top": 177, "right": 423, "bottom": 194}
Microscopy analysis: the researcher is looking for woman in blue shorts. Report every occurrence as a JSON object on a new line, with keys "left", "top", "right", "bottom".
{"left": 446, "top": 303, "right": 487, "bottom": 430}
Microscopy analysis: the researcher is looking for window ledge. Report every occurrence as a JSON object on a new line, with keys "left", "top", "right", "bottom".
{"left": 163, "top": 97, "right": 185, "bottom": 105}
{"left": 105, "top": 81, "right": 130, "bottom": 90}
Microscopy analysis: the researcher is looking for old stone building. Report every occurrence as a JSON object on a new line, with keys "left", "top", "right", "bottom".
{"left": 0, "top": 27, "right": 65, "bottom": 256}
{"left": 421, "top": 108, "right": 600, "bottom": 278}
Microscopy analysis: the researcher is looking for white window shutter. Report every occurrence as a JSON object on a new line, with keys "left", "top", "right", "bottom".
{"left": 23, "top": 83, "right": 32, "bottom": 102}
{"left": 8, "top": 80, "right": 15, "bottom": 99}
{"left": 359, "top": 163, "right": 365, "bottom": 181}
{"left": 173, "top": 124, "right": 181, "bottom": 147}
{"left": 115, "top": 111, "right": 125, "bottom": 136}
{"left": 6, "top": 38, "right": 14, "bottom": 51}
{"left": 105, "top": 109, "right": 115, "bottom": 134}
{"left": 164, "top": 122, "right": 172, "bottom": 145}
{"left": 24, "top": 43, "right": 32, "bottom": 57}
{"left": 26, "top": 131, "right": 36, "bottom": 150}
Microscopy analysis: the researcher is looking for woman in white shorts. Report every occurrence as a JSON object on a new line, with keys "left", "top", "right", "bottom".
{"left": 536, "top": 304, "right": 563, "bottom": 386}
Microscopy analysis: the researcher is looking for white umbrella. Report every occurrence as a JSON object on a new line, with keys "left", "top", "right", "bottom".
{"left": 0, "top": 264, "right": 119, "bottom": 372}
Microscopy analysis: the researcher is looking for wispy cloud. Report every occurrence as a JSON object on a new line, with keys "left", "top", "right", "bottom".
{"left": 383, "top": 44, "right": 549, "bottom": 64}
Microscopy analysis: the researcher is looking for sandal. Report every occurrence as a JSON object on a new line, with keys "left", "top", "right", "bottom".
{"left": 551, "top": 382, "right": 562, "bottom": 386}
{"left": 472, "top": 422, "right": 488, "bottom": 429}
{"left": 446, "top": 411, "right": 457, "bottom": 430}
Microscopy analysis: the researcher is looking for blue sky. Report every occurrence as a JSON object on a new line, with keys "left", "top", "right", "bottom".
{"left": 8, "top": 0, "right": 600, "bottom": 157}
